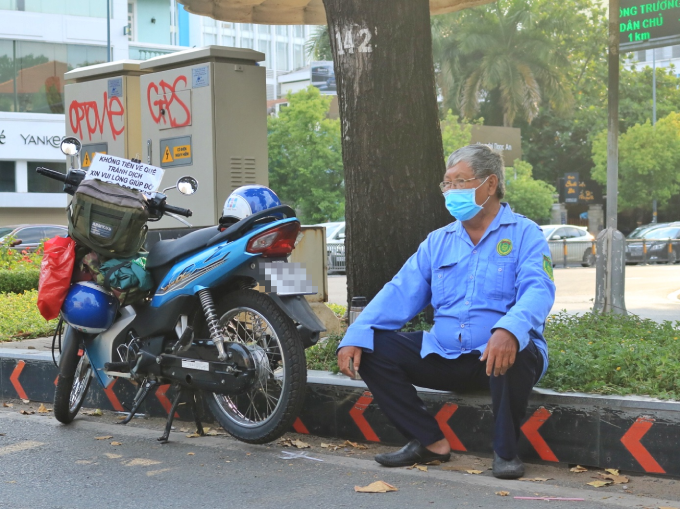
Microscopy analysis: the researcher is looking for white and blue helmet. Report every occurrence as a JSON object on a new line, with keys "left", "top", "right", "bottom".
{"left": 222, "top": 185, "right": 282, "bottom": 221}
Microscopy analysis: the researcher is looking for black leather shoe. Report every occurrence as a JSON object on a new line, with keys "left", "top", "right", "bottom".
{"left": 492, "top": 452, "right": 525, "bottom": 479}
{"left": 374, "top": 439, "right": 451, "bottom": 467}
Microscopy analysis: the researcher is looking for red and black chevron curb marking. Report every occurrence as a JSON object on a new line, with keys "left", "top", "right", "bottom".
{"left": 621, "top": 416, "right": 666, "bottom": 474}
{"left": 434, "top": 402, "right": 467, "bottom": 451}
{"left": 102, "top": 378, "right": 125, "bottom": 412}
{"left": 521, "top": 407, "right": 558, "bottom": 462}
{"left": 10, "top": 360, "right": 29, "bottom": 401}
{"left": 293, "top": 417, "right": 310, "bottom": 434}
{"left": 349, "top": 391, "right": 380, "bottom": 442}
{"left": 155, "top": 384, "right": 180, "bottom": 418}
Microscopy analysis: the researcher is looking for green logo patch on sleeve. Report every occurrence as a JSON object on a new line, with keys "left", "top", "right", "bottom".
{"left": 497, "top": 239, "right": 513, "bottom": 256}
{"left": 543, "top": 254, "right": 554, "bottom": 281}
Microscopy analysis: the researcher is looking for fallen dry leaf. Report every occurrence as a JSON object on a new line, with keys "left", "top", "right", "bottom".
{"left": 570, "top": 465, "right": 588, "bottom": 473}
{"left": 519, "top": 477, "right": 552, "bottom": 482}
{"left": 599, "top": 473, "right": 629, "bottom": 485}
{"left": 496, "top": 491, "right": 510, "bottom": 496}
{"left": 6, "top": 481, "right": 17, "bottom": 484}
{"left": 187, "top": 452, "right": 195, "bottom": 456}
{"left": 3, "top": 402, "right": 13, "bottom": 407}
{"left": 21, "top": 399, "right": 29, "bottom": 404}
{"left": 104, "top": 453, "right": 122, "bottom": 459}
{"left": 292, "top": 439, "right": 310, "bottom": 449}
{"left": 179, "top": 428, "right": 190, "bottom": 433}
{"left": 186, "top": 433, "right": 201, "bottom": 438}
{"left": 466, "top": 469, "right": 483, "bottom": 475}
{"left": 407, "top": 464, "right": 428, "bottom": 472}
{"left": 37, "top": 404, "right": 50, "bottom": 414}
{"left": 425, "top": 460, "right": 442, "bottom": 466}
{"left": 110, "top": 441, "right": 122, "bottom": 446}
{"left": 354, "top": 481, "right": 398, "bottom": 493}
{"left": 587, "top": 480, "right": 612, "bottom": 488}
{"left": 19, "top": 410, "right": 34, "bottom": 415}
{"left": 95, "top": 436, "right": 113, "bottom": 440}
{"left": 85, "top": 409, "right": 103, "bottom": 416}
{"left": 659, "top": 507, "right": 679, "bottom": 509}
{"left": 343, "top": 440, "right": 368, "bottom": 450}
{"left": 604, "top": 468, "right": 619, "bottom": 476}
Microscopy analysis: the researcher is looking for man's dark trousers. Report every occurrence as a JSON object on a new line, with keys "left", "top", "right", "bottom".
{"left": 357, "top": 330, "right": 544, "bottom": 460}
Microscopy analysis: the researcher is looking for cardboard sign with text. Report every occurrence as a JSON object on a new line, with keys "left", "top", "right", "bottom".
{"left": 85, "top": 154, "right": 165, "bottom": 193}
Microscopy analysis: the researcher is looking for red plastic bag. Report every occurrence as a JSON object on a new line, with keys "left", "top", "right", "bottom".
{"left": 37, "top": 236, "right": 76, "bottom": 320}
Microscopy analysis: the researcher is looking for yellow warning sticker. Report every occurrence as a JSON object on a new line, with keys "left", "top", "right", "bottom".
{"left": 82, "top": 152, "right": 91, "bottom": 168}
{"left": 173, "top": 145, "right": 191, "bottom": 159}
{"left": 162, "top": 146, "right": 174, "bottom": 163}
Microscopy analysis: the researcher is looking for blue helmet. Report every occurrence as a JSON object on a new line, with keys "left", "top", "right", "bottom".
{"left": 61, "top": 282, "right": 119, "bottom": 334}
{"left": 222, "top": 185, "right": 282, "bottom": 221}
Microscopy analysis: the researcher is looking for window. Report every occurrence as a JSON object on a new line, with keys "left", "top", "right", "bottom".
{"left": 0, "top": 0, "right": 108, "bottom": 17}
{"left": 293, "top": 44, "right": 304, "bottom": 69}
{"left": 257, "top": 25, "right": 270, "bottom": 35}
{"left": 241, "top": 23, "right": 253, "bottom": 32}
{"left": 223, "top": 35, "right": 236, "bottom": 47}
{"left": 241, "top": 37, "right": 254, "bottom": 49}
{"left": 127, "top": 2, "right": 135, "bottom": 42}
{"left": 276, "top": 25, "right": 288, "bottom": 36}
{"left": 204, "top": 33, "right": 217, "bottom": 45}
{"left": 0, "top": 161, "right": 15, "bottom": 192}
{"left": 637, "top": 50, "right": 647, "bottom": 62}
{"left": 0, "top": 40, "right": 107, "bottom": 113}
{"left": 27, "top": 161, "right": 66, "bottom": 192}
{"left": 294, "top": 26, "right": 304, "bottom": 38}
{"left": 43, "top": 226, "right": 67, "bottom": 239}
{"left": 14, "top": 227, "right": 45, "bottom": 244}
{"left": 276, "top": 42, "right": 289, "bottom": 70}
{"left": 257, "top": 39, "right": 270, "bottom": 67}
{"left": 673, "top": 45, "right": 680, "bottom": 59}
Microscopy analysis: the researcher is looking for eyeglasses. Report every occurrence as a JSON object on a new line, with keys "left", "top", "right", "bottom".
{"left": 439, "top": 177, "right": 481, "bottom": 192}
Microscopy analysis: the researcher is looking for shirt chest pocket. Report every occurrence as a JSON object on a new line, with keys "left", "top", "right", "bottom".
{"left": 432, "top": 257, "right": 461, "bottom": 308}
{"left": 485, "top": 257, "right": 517, "bottom": 301}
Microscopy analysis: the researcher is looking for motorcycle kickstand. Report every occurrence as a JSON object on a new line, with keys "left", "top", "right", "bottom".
{"left": 188, "top": 391, "right": 205, "bottom": 436}
{"left": 118, "top": 380, "right": 159, "bottom": 425}
{"left": 158, "top": 384, "right": 183, "bottom": 444}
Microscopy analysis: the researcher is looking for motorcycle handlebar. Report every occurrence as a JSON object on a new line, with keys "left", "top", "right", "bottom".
{"left": 162, "top": 203, "right": 192, "bottom": 217}
{"left": 36, "top": 167, "right": 67, "bottom": 182}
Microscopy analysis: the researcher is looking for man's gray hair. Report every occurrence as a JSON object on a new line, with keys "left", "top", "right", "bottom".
{"left": 446, "top": 144, "right": 505, "bottom": 199}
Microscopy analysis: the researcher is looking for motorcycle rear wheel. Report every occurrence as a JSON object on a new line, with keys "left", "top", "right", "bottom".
{"left": 206, "top": 289, "right": 306, "bottom": 444}
{"left": 54, "top": 346, "right": 93, "bottom": 424}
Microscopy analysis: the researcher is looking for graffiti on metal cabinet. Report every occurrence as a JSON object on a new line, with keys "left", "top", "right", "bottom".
{"left": 146, "top": 75, "right": 192, "bottom": 128}
{"left": 69, "top": 92, "right": 125, "bottom": 141}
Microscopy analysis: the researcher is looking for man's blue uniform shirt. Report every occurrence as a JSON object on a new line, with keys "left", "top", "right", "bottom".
{"left": 338, "top": 203, "right": 556, "bottom": 380}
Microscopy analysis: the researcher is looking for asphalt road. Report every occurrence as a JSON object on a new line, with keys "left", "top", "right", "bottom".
{"left": 1, "top": 408, "right": 679, "bottom": 509}
{"left": 328, "top": 265, "right": 680, "bottom": 323}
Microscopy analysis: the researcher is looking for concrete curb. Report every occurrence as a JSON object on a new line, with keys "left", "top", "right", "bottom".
{"left": 1, "top": 349, "right": 679, "bottom": 477}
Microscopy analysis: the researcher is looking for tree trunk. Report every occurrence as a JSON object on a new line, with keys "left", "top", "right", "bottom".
{"left": 322, "top": 0, "right": 449, "bottom": 306}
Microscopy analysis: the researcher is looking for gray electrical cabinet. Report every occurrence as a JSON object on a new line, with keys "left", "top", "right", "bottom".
{"left": 139, "top": 46, "right": 268, "bottom": 228}
{"left": 64, "top": 61, "right": 148, "bottom": 168}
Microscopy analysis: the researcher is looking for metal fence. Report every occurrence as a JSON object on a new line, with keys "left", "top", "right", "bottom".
{"left": 327, "top": 243, "right": 346, "bottom": 273}
{"left": 546, "top": 239, "right": 680, "bottom": 268}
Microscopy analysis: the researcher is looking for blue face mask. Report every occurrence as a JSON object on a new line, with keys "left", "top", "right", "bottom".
{"left": 443, "top": 176, "right": 490, "bottom": 221}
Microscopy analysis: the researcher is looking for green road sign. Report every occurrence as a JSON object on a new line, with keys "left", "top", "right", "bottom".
{"left": 619, "top": 0, "right": 680, "bottom": 51}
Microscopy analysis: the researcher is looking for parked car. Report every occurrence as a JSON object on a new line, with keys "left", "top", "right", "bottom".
{"left": 0, "top": 224, "right": 68, "bottom": 253}
{"left": 540, "top": 224, "right": 596, "bottom": 267}
{"left": 626, "top": 224, "right": 680, "bottom": 264}
{"left": 626, "top": 222, "right": 670, "bottom": 239}
{"left": 314, "top": 221, "right": 345, "bottom": 273}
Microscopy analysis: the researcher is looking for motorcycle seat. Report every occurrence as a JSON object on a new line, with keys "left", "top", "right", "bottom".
{"left": 146, "top": 226, "right": 219, "bottom": 269}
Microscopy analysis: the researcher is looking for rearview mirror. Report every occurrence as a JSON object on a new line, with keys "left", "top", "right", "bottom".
{"left": 550, "top": 234, "right": 561, "bottom": 240}
{"left": 177, "top": 176, "right": 198, "bottom": 195}
{"left": 60, "top": 137, "right": 82, "bottom": 156}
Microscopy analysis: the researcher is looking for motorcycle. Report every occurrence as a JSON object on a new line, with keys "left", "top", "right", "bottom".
{"left": 37, "top": 137, "right": 325, "bottom": 443}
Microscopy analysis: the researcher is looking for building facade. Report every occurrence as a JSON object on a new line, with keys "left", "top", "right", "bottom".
{"left": 0, "top": 0, "right": 316, "bottom": 226}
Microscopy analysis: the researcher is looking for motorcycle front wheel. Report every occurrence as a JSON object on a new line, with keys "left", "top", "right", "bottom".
{"left": 54, "top": 334, "right": 93, "bottom": 424}
{"left": 206, "top": 289, "right": 306, "bottom": 444}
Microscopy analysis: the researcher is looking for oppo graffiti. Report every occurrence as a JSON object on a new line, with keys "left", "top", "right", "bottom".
{"left": 147, "top": 75, "right": 192, "bottom": 128}
{"left": 69, "top": 93, "right": 125, "bottom": 141}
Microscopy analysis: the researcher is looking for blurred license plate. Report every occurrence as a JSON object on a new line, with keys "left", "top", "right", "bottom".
{"left": 260, "top": 261, "right": 317, "bottom": 296}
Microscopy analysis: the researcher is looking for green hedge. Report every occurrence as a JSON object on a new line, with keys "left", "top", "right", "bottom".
{"left": 0, "top": 290, "right": 58, "bottom": 341}
{"left": 0, "top": 269, "right": 40, "bottom": 294}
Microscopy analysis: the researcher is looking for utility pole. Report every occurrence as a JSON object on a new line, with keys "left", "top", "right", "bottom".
{"left": 594, "top": 0, "right": 627, "bottom": 315}
{"left": 652, "top": 48, "right": 657, "bottom": 223}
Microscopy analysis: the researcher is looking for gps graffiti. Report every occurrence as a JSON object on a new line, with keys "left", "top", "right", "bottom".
{"left": 68, "top": 92, "right": 125, "bottom": 141}
{"left": 146, "top": 75, "right": 192, "bottom": 128}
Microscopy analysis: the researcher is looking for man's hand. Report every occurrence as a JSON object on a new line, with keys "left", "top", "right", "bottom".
{"left": 480, "top": 329, "right": 519, "bottom": 377}
{"left": 338, "top": 346, "right": 363, "bottom": 378}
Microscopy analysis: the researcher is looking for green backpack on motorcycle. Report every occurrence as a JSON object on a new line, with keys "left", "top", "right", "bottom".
{"left": 68, "top": 179, "right": 149, "bottom": 259}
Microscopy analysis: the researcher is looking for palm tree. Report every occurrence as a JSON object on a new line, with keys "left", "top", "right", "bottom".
{"left": 433, "top": 0, "right": 573, "bottom": 127}
{"left": 305, "top": 26, "right": 333, "bottom": 61}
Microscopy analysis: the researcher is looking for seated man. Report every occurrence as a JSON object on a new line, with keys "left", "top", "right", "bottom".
{"left": 337, "top": 144, "right": 556, "bottom": 479}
